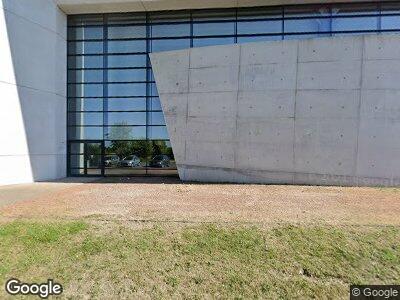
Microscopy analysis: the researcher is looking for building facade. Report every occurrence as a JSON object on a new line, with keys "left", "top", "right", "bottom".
{"left": 1, "top": 0, "right": 400, "bottom": 186}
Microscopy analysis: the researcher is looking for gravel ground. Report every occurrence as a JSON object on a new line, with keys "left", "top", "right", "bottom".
{"left": 0, "top": 177, "right": 399, "bottom": 225}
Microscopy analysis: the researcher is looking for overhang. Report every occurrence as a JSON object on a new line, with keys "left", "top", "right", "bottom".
{"left": 56, "top": 0, "right": 387, "bottom": 14}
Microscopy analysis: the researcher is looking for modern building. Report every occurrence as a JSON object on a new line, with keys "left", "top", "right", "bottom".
{"left": 1, "top": 0, "right": 400, "bottom": 186}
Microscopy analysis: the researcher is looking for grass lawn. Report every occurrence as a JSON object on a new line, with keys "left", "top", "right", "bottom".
{"left": 0, "top": 220, "right": 399, "bottom": 299}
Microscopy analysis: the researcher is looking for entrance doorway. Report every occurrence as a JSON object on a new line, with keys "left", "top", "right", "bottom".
{"left": 68, "top": 140, "right": 177, "bottom": 177}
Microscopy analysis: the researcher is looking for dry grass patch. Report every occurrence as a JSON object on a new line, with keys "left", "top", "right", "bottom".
{"left": 0, "top": 220, "right": 399, "bottom": 299}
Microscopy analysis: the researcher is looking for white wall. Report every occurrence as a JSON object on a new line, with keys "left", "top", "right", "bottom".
{"left": 151, "top": 34, "right": 400, "bottom": 187}
{"left": 0, "top": 0, "right": 67, "bottom": 185}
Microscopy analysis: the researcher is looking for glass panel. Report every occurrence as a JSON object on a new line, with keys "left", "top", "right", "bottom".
{"left": 193, "top": 37, "right": 235, "bottom": 47}
{"left": 107, "top": 69, "right": 147, "bottom": 82}
{"left": 149, "top": 98, "right": 162, "bottom": 111}
{"left": 68, "top": 84, "right": 103, "bottom": 98}
{"left": 147, "top": 140, "right": 177, "bottom": 174}
{"left": 68, "top": 70, "right": 103, "bottom": 83}
{"left": 105, "top": 112, "right": 146, "bottom": 125}
{"left": 148, "top": 126, "right": 169, "bottom": 139}
{"left": 151, "top": 39, "right": 190, "bottom": 52}
{"left": 86, "top": 155, "right": 102, "bottom": 168}
{"left": 70, "top": 143, "right": 85, "bottom": 154}
{"left": 150, "top": 83, "right": 159, "bottom": 97}
{"left": 285, "top": 19, "right": 331, "bottom": 33}
{"left": 105, "top": 98, "right": 146, "bottom": 111}
{"left": 68, "top": 112, "right": 103, "bottom": 126}
{"left": 148, "top": 112, "right": 165, "bottom": 125}
{"left": 108, "top": 26, "right": 146, "bottom": 39}
{"left": 237, "top": 20, "right": 282, "bottom": 35}
{"left": 108, "top": 55, "right": 147, "bottom": 68}
{"left": 107, "top": 83, "right": 147, "bottom": 97}
{"left": 68, "top": 98, "right": 103, "bottom": 111}
{"left": 86, "top": 143, "right": 102, "bottom": 155}
{"left": 70, "top": 168, "right": 85, "bottom": 175}
{"left": 151, "top": 24, "right": 190, "bottom": 37}
{"left": 284, "top": 33, "right": 323, "bottom": 40}
{"left": 382, "top": 16, "right": 400, "bottom": 30}
{"left": 331, "top": 3, "right": 378, "bottom": 32}
{"left": 104, "top": 140, "right": 151, "bottom": 175}
{"left": 105, "top": 126, "right": 146, "bottom": 140}
{"left": 381, "top": 3, "right": 400, "bottom": 30}
{"left": 238, "top": 35, "right": 282, "bottom": 43}
{"left": 68, "top": 27, "right": 103, "bottom": 40}
{"left": 68, "top": 41, "right": 103, "bottom": 54}
{"left": 70, "top": 155, "right": 85, "bottom": 168}
{"left": 68, "top": 55, "right": 103, "bottom": 69}
{"left": 331, "top": 17, "right": 378, "bottom": 32}
{"left": 284, "top": 5, "right": 331, "bottom": 34}
{"left": 108, "top": 40, "right": 146, "bottom": 53}
{"left": 193, "top": 23, "right": 235, "bottom": 36}
{"left": 68, "top": 126, "right": 103, "bottom": 140}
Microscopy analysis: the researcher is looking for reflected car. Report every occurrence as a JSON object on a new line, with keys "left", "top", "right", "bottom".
{"left": 149, "top": 155, "right": 170, "bottom": 168}
{"left": 120, "top": 155, "right": 141, "bottom": 167}
{"left": 104, "top": 155, "right": 120, "bottom": 167}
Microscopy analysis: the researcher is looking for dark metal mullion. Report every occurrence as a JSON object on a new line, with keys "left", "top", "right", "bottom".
{"left": 68, "top": 67, "right": 150, "bottom": 70}
{"left": 190, "top": 11, "right": 194, "bottom": 48}
{"left": 68, "top": 110, "right": 162, "bottom": 113}
{"left": 102, "top": 14, "right": 108, "bottom": 176}
{"left": 282, "top": 6, "right": 285, "bottom": 40}
{"left": 234, "top": 8, "right": 238, "bottom": 43}
{"left": 378, "top": 2, "right": 382, "bottom": 32}
{"left": 146, "top": 12, "right": 151, "bottom": 174}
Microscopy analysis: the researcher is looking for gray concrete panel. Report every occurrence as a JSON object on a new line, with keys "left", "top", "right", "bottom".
{"left": 151, "top": 34, "right": 400, "bottom": 186}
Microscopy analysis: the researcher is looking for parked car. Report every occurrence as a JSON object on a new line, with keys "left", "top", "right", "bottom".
{"left": 120, "top": 155, "right": 141, "bottom": 167}
{"left": 149, "top": 155, "right": 170, "bottom": 168}
{"left": 104, "top": 155, "right": 120, "bottom": 167}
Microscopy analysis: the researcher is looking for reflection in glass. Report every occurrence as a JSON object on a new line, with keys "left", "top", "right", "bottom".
{"left": 106, "top": 112, "right": 146, "bottom": 126}
{"left": 108, "top": 55, "right": 147, "bottom": 68}
{"left": 68, "top": 55, "right": 103, "bottom": 69}
{"left": 107, "top": 83, "right": 147, "bottom": 97}
{"left": 108, "top": 69, "right": 147, "bottom": 82}
{"left": 151, "top": 39, "right": 190, "bottom": 52}
{"left": 108, "top": 26, "right": 146, "bottom": 39}
{"left": 105, "top": 98, "right": 146, "bottom": 111}
{"left": 68, "top": 127, "right": 103, "bottom": 140}
{"left": 68, "top": 84, "right": 103, "bottom": 98}
{"left": 68, "top": 98, "right": 103, "bottom": 112}
{"left": 68, "top": 70, "right": 103, "bottom": 83}
{"left": 108, "top": 40, "right": 146, "bottom": 53}
{"left": 105, "top": 126, "right": 146, "bottom": 140}
{"left": 68, "top": 41, "right": 103, "bottom": 54}
{"left": 68, "top": 112, "right": 103, "bottom": 126}
{"left": 193, "top": 37, "right": 235, "bottom": 47}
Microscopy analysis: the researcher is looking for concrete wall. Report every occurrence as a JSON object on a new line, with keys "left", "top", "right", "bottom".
{"left": 0, "top": 0, "right": 67, "bottom": 185}
{"left": 56, "top": 0, "right": 383, "bottom": 14}
{"left": 151, "top": 34, "right": 400, "bottom": 187}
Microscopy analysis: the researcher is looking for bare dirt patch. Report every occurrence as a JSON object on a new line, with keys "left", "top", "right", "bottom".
{"left": 1, "top": 177, "right": 399, "bottom": 225}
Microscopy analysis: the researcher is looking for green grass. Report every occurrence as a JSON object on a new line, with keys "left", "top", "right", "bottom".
{"left": 0, "top": 221, "right": 399, "bottom": 299}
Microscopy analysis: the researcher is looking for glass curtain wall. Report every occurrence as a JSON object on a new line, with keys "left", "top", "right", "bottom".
{"left": 67, "top": 2, "right": 400, "bottom": 176}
